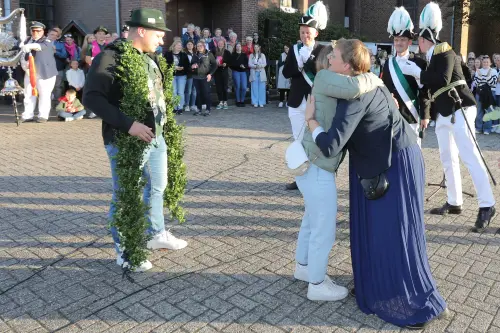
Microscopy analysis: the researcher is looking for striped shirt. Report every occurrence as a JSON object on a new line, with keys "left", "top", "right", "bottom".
{"left": 473, "top": 67, "right": 498, "bottom": 91}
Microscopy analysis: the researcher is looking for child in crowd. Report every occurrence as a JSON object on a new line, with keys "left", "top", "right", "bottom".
{"left": 56, "top": 89, "right": 86, "bottom": 122}
{"left": 66, "top": 60, "right": 85, "bottom": 100}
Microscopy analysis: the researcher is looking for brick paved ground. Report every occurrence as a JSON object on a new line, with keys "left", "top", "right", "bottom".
{"left": 1, "top": 103, "right": 500, "bottom": 333}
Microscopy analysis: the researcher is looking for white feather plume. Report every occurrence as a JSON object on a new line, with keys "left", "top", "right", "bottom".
{"left": 307, "top": 1, "right": 329, "bottom": 30}
{"left": 419, "top": 2, "right": 442, "bottom": 36}
{"left": 387, "top": 7, "right": 413, "bottom": 37}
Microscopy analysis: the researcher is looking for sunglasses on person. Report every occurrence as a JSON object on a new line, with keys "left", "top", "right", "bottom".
{"left": 64, "top": 34, "right": 73, "bottom": 38}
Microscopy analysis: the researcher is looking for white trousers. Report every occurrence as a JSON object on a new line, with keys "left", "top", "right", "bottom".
{"left": 435, "top": 106, "right": 495, "bottom": 207}
{"left": 409, "top": 122, "right": 421, "bottom": 148}
{"left": 23, "top": 74, "right": 56, "bottom": 120}
{"left": 288, "top": 97, "right": 307, "bottom": 141}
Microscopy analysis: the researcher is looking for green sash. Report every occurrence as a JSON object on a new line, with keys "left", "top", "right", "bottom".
{"left": 392, "top": 57, "right": 419, "bottom": 111}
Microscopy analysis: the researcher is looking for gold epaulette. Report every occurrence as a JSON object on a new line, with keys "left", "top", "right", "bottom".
{"left": 433, "top": 42, "right": 452, "bottom": 55}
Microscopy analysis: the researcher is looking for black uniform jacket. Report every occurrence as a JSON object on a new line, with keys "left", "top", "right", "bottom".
{"left": 282, "top": 42, "right": 324, "bottom": 108}
{"left": 420, "top": 43, "right": 475, "bottom": 119}
{"left": 382, "top": 56, "right": 431, "bottom": 123}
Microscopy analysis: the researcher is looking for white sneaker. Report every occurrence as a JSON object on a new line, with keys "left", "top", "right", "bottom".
{"left": 293, "top": 263, "right": 308, "bottom": 282}
{"left": 88, "top": 112, "right": 97, "bottom": 119}
{"left": 147, "top": 229, "right": 188, "bottom": 250}
{"left": 75, "top": 115, "right": 84, "bottom": 121}
{"left": 253, "top": 104, "right": 258, "bottom": 108}
{"left": 216, "top": 102, "right": 223, "bottom": 110}
{"left": 65, "top": 118, "right": 74, "bottom": 122}
{"left": 429, "top": 120, "right": 435, "bottom": 127}
{"left": 259, "top": 105, "right": 264, "bottom": 108}
{"left": 278, "top": 102, "right": 283, "bottom": 108}
{"left": 116, "top": 255, "right": 153, "bottom": 272}
{"left": 191, "top": 106, "right": 198, "bottom": 112}
{"left": 184, "top": 106, "right": 190, "bottom": 112}
{"left": 202, "top": 104, "right": 206, "bottom": 110}
{"left": 307, "top": 276, "right": 348, "bottom": 301}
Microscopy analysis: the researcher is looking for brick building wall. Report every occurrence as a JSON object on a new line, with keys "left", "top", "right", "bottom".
{"left": 54, "top": 0, "right": 117, "bottom": 34}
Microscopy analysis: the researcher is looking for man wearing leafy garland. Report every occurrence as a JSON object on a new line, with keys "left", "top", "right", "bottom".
{"left": 83, "top": 8, "right": 187, "bottom": 272}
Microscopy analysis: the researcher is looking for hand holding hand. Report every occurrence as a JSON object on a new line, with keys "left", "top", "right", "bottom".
{"left": 128, "top": 121, "right": 154, "bottom": 143}
{"left": 392, "top": 94, "right": 399, "bottom": 109}
{"left": 400, "top": 61, "right": 422, "bottom": 79}
{"left": 420, "top": 119, "right": 429, "bottom": 129}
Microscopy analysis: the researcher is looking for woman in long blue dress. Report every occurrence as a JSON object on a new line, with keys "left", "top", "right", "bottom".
{"left": 305, "top": 39, "right": 448, "bottom": 329}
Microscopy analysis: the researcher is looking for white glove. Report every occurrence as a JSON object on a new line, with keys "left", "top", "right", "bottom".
{"left": 299, "top": 46, "right": 313, "bottom": 64}
{"left": 399, "top": 61, "right": 422, "bottom": 79}
{"left": 21, "top": 43, "right": 42, "bottom": 53}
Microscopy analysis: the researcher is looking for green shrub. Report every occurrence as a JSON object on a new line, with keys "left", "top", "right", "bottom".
{"left": 258, "top": 8, "right": 363, "bottom": 61}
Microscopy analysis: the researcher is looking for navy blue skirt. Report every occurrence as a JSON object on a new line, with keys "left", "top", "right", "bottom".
{"left": 349, "top": 144, "right": 447, "bottom": 327}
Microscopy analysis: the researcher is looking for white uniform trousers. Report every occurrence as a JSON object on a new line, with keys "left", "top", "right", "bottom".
{"left": 435, "top": 106, "right": 495, "bottom": 207}
{"left": 288, "top": 97, "right": 307, "bottom": 141}
{"left": 409, "top": 122, "right": 421, "bottom": 147}
{"left": 22, "top": 74, "right": 56, "bottom": 121}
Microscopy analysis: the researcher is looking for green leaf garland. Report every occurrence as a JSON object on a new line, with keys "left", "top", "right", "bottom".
{"left": 159, "top": 56, "right": 187, "bottom": 224}
{"left": 111, "top": 40, "right": 186, "bottom": 269}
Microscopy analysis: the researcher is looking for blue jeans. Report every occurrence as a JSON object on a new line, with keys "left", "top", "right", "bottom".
{"left": 185, "top": 77, "right": 196, "bottom": 107}
{"left": 105, "top": 136, "right": 168, "bottom": 254}
{"left": 173, "top": 75, "right": 187, "bottom": 110}
{"left": 251, "top": 71, "right": 266, "bottom": 106}
{"left": 295, "top": 164, "right": 337, "bottom": 284}
{"left": 232, "top": 71, "right": 247, "bottom": 103}
{"left": 475, "top": 94, "right": 492, "bottom": 133}
{"left": 58, "top": 110, "right": 86, "bottom": 119}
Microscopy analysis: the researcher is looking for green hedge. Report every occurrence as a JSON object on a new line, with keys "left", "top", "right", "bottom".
{"left": 258, "top": 8, "right": 362, "bottom": 61}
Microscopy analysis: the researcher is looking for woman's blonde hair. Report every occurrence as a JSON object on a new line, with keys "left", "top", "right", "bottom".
{"left": 81, "top": 34, "right": 95, "bottom": 56}
{"left": 170, "top": 40, "right": 182, "bottom": 51}
{"left": 335, "top": 39, "right": 371, "bottom": 75}
{"left": 316, "top": 45, "right": 333, "bottom": 72}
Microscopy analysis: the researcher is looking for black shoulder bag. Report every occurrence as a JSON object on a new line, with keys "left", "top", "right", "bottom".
{"left": 357, "top": 101, "right": 393, "bottom": 200}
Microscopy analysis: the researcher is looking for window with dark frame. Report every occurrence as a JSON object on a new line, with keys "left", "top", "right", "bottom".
{"left": 399, "top": 0, "right": 419, "bottom": 28}
{"left": 20, "top": 0, "right": 55, "bottom": 31}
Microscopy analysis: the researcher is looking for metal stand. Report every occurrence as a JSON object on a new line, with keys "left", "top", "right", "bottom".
{"left": 426, "top": 172, "right": 474, "bottom": 202}
{"left": 0, "top": 67, "right": 23, "bottom": 126}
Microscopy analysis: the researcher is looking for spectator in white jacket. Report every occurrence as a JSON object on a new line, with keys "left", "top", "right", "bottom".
{"left": 66, "top": 60, "right": 85, "bottom": 101}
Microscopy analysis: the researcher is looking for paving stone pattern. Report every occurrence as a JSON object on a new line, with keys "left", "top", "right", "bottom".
{"left": 1, "top": 104, "right": 500, "bottom": 333}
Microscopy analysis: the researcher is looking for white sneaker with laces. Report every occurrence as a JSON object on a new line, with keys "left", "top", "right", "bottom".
{"left": 278, "top": 102, "right": 283, "bottom": 108}
{"left": 65, "top": 118, "right": 74, "bottom": 122}
{"left": 307, "top": 275, "right": 348, "bottom": 301}
{"left": 293, "top": 263, "right": 308, "bottom": 282}
{"left": 147, "top": 229, "right": 188, "bottom": 250}
{"left": 116, "top": 255, "right": 153, "bottom": 272}
{"left": 184, "top": 106, "right": 190, "bottom": 112}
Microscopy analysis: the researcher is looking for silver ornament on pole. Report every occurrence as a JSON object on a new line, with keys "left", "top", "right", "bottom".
{"left": 0, "top": 7, "right": 26, "bottom": 126}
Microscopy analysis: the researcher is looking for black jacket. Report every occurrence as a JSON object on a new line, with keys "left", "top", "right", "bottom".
{"left": 282, "top": 43, "right": 324, "bottom": 108}
{"left": 420, "top": 45, "right": 476, "bottom": 119}
{"left": 211, "top": 49, "right": 231, "bottom": 73}
{"left": 165, "top": 51, "right": 190, "bottom": 76}
{"left": 229, "top": 52, "right": 248, "bottom": 72}
{"left": 83, "top": 41, "right": 161, "bottom": 144}
{"left": 382, "top": 56, "right": 431, "bottom": 123}
{"left": 191, "top": 51, "right": 217, "bottom": 80}
{"left": 315, "top": 86, "right": 416, "bottom": 179}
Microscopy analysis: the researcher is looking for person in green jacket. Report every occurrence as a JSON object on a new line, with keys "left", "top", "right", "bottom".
{"left": 56, "top": 88, "right": 86, "bottom": 121}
